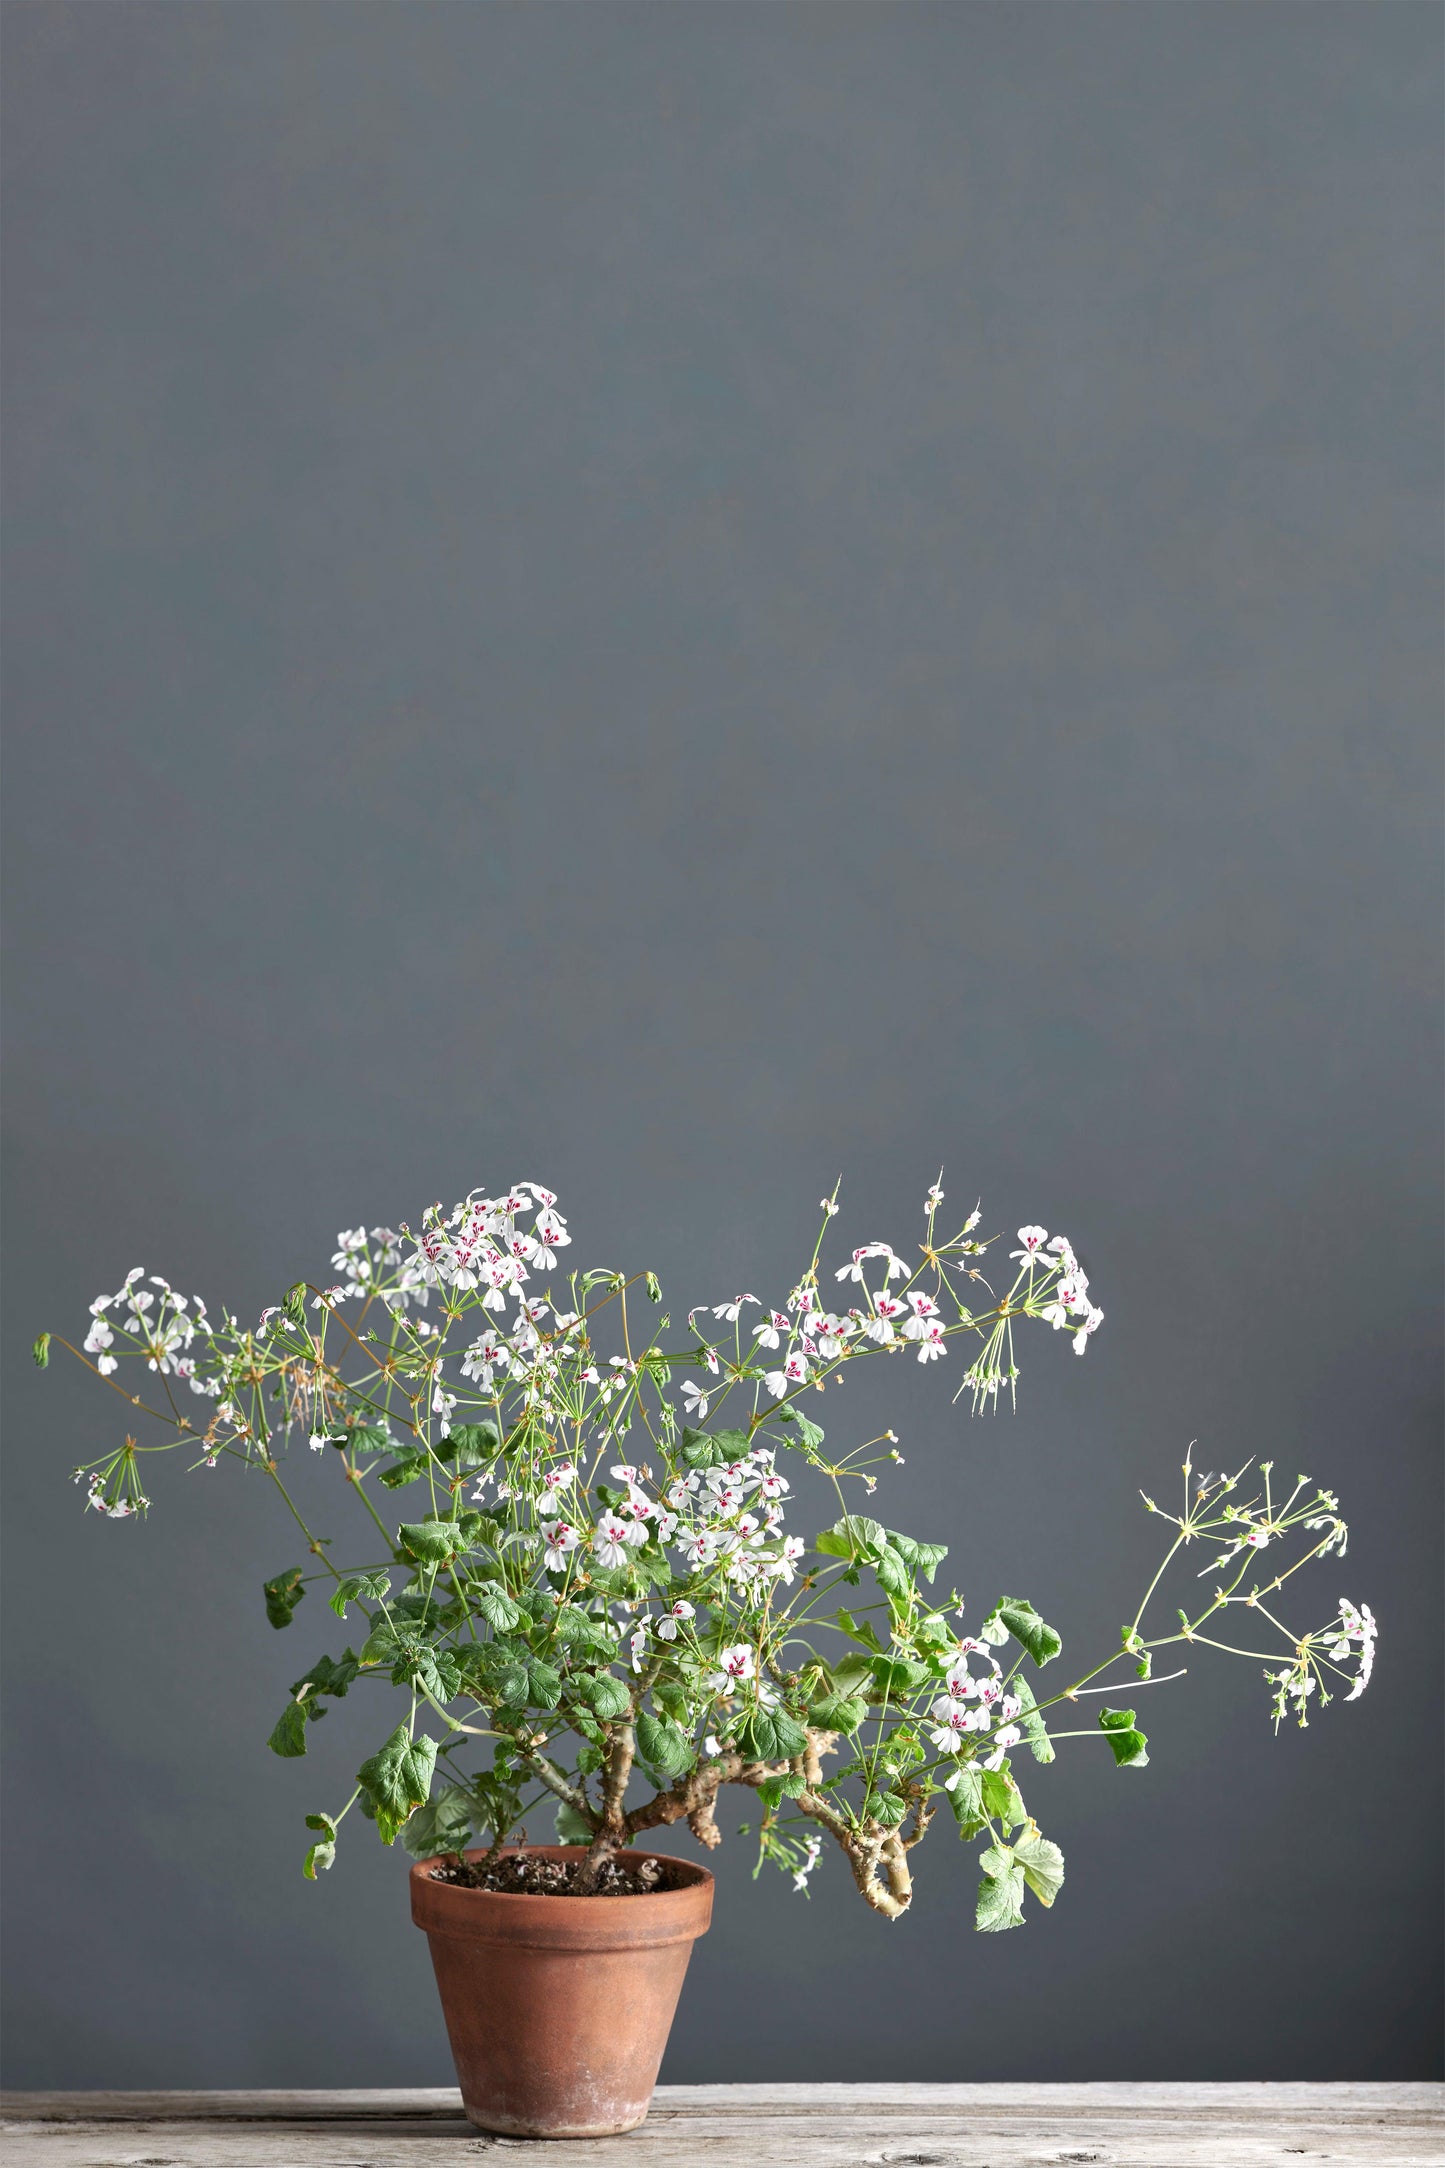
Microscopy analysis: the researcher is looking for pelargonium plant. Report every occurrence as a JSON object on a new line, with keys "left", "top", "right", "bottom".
{"left": 40, "top": 1179, "right": 1376, "bottom": 1926}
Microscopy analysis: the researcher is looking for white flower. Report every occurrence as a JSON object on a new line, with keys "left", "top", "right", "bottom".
{"left": 703, "top": 1734, "right": 724, "bottom": 1758}
{"left": 680, "top": 1380, "right": 709, "bottom": 1421}
{"left": 308, "top": 1432, "right": 331, "bottom": 1452}
{"left": 819, "top": 1197, "right": 839, "bottom": 1216}
{"left": 791, "top": 1834, "right": 823, "bottom": 1892}
{"left": 656, "top": 1600, "right": 695, "bottom": 1641}
{"left": 900, "top": 1292, "right": 940, "bottom": 1342}
{"left": 1072, "top": 1304, "right": 1104, "bottom": 1355}
{"left": 771, "top": 1535, "right": 806, "bottom": 1584}
{"left": 542, "top": 1461, "right": 576, "bottom": 1494}
{"left": 629, "top": 1626, "right": 649, "bottom": 1672}
{"left": 541, "top": 1520, "right": 580, "bottom": 1572}
{"left": 753, "top": 1310, "right": 790, "bottom": 1350}
{"left": 835, "top": 1243, "right": 906, "bottom": 1286}
{"left": 712, "top": 1295, "right": 759, "bottom": 1321}
{"left": 592, "top": 1515, "right": 633, "bottom": 1569}
{"left": 982, "top": 1724, "right": 1022, "bottom": 1769}
{"left": 925, "top": 1183, "right": 945, "bottom": 1213}
{"left": 914, "top": 1320, "right": 947, "bottom": 1363}
{"left": 708, "top": 1643, "right": 755, "bottom": 1691}
{"left": 1011, "top": 1226, "right": 1049, "bottom": 1268}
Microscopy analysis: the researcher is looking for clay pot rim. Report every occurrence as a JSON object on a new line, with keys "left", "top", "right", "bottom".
{"left": 410, "top": 1844, "right": 715, "bottom": 1951}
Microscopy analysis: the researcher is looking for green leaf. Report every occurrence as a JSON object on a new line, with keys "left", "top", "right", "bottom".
{"left": 756, "top": 1771, "right": 807, "bottom": 1809}
{"left": 356, "top": 1726, "right": 438, "bottom": 1845}
{"left": 32, "top": 1332, "right": 51, "bottom": 1369}
{"left": 776, "top": 1407, "right": 824, "bottom": 1450}
{"left": 735, "top": 1706, "right": 808, "bottom": 1761}
{"left": 575, "top": 1672, "right": 631, "bottom": 1721}
{"left": 833, "top": 1609, "right": 886, "bottom": 1655}
{"left": 397, "top": 1520, "right": 464, "bottom": 1566}
{"left": 377, "top": 1453, "right": 428, "bottom": 1489}
{"left": 303, "top": 1838, "right": 335, "bottom": 1877}
{"left": 526, "top": 1658, "right": 562, "bottom": 1711}
{"left": 886, "top": 1531, "right": 949, "bottom": 1583}
{"left": 869, "top": 1655, "right": 931, "bottom": 1700}
{"left": 981, "top": 1767, "right": 1026, "bottom": 1829}
{"left": 816, "top": 1515, "right": 886, "bottom": 1562}
{"left": 268, "top": 1701, "right": 309, "bottom": 1758}
{"left": 263, "top": 1568, "right": 306, "bottom": 1630}
{"left": 291, "top": 1649, "right": 361, "bottom": 1706}
{"left": 807, "top": 1692, "right": 867, "bottom": 1733}
{"left": 344, "top": 1422, "right": 393, "bottom": 1454}
{"left": 555, "top": 1802, "right": 595, "bottom": 1844}
{"left": 637, "top": 1710, "right": 693, "bottom": 1774}
{"left": 862, "top": 1789, "right": 909, "bottom": 1827}
{"left": 679, "top": 1426, "right": 749, "bottom": 1470}
{"left": 1099, "top": 1708, "right": 1150, "bottom": 1766}
{"left": 976, "top": 1845, "right": 1026, "bottom": 1932}
{"left": 873, "top": 1547, "right": 913, "bottom": 1603}
{"left": 402, "top": 1784, "right": 477, "bottom": 1860}
{"left": 1015, "top": 1829, "right": 1065, "bottom": 1909}
{"left": 1011, "top": 1675, "right": 1055, "bottom": 1765}
{"left": 946, "top": 1763, "right": 987, "bottom": 1831}
{"left": 984, "top": 1596, "right": 1062, "bottom": 1667}
{"left": 438, "top": 1421, "right": 500, "bottom": 1467}
{"left": 329, "top": 1571, "right": 392, "bottom": 1620}
{"left": 472, "top": 1581, "right": 523, "bottom": 1633}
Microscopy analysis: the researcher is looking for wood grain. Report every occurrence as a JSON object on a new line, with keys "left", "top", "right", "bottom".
{"left": 3, "top": 2084, "right": 1441, "bottom": 2166}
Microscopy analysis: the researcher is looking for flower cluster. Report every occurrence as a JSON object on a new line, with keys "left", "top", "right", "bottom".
{"left": 42, "top": 1177, "right": 1373, "bottom": 1928}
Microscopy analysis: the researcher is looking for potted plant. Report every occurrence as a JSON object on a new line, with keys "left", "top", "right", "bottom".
{"left": 40, "top": 1178, "right": 1376, "bottom": 2137}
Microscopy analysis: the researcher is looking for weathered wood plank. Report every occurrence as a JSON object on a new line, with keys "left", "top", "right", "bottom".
{"left": 2, "top": 2086, "right": 1441, "bottom": 2168}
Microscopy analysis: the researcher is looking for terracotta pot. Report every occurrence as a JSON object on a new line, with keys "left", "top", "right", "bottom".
{"left": 410, "top": 1845, "right": 714, "bottom": 2138}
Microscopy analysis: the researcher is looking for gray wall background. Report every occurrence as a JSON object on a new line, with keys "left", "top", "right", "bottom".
{"left": 3, "top": 0, "right": 1440, "bottom": 2088}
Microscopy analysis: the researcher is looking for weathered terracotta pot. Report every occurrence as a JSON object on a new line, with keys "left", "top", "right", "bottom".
{"left": 410, "top": 1845, "right": 714, "bottom": 2138}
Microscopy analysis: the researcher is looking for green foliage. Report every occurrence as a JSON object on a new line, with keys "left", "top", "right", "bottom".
{"left": 329, "top": 1571, "right": 391, "bottom": 1619}
{"left": 735, "top": 1706, "right": 808, "bottom": 1761}
{"left": 396, "top": 1520, "right": 465, "bottom": 1566}
{"left": 356, "top": 1726, "right": 438, "bottom": 1844}
{"left": 302, "top": 1812, "right": 337, "bottom": 1878}
{"left": 32, "top": 1333, "right": 51, "bottom": 1368}
{"left": 402, "top": 1784, "right": 478, "bottom": 1860}
{"left": 637, "top": 1710, "right": 693, "bottom": 1774}
{"left": 439, "top": 1422, "right": 500, "bottom": 1467}
{"left": 377, "top": 1453, "right": 428, "bottom": 1488}
{"left": 554, "top": 1801, "right": 595, "bottom": 1844}
{"left": 1015, "top": 1828, "right": 1065, "bottom": 1908}
{"left": 1011, "top": 1675, "right": 1056, "bottom": 1764}
{"left": 471, "top": 1580, "right": 523, "bottom": 1633}
{"left": 984, "top": 1596, "right": 1062, "bottom": 1667}
{"left": 679, "top": 1426, "right": 750, "bottom": 1469}
{"left": 808, "top": 1690, "right": 867, "bottom": 1733}
{"left": 291, "top": 1649, "right": 360, "bottom": 1706}
{"left": 776, "top": 1407, "right": 825, "bottom": 1450}
{"left": 975, "top": 1842, "right": 1027, "bottom": 1932}
{"left": 64, "top": 1173, "right": 1319, "bottom": 1932}
{"left": 1099, "top": 1707, "right": 1150, "bottom": 1766}
{"left": 573, "top": 1671, "right": 630, "bottom": 1720}
{"left": 263, "top": 1568, "right": 306, "bottom": 1629}
{"left": 268, "top": 1701, "right": 309, "bottom": 1757}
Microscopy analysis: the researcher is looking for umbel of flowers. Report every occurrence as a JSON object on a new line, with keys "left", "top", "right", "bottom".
{"left": 40, "top": 1180, "right": 1375, "bottom": 1926}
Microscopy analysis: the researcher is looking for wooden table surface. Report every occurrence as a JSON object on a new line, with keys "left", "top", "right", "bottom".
{"left": 3, "top": 2086, "right": 1441, "bottom": 2167}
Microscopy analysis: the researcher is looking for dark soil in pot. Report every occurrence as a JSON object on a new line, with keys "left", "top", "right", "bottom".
{"left": 428, "top": 1849, "right": 687, "bottom": 1896}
